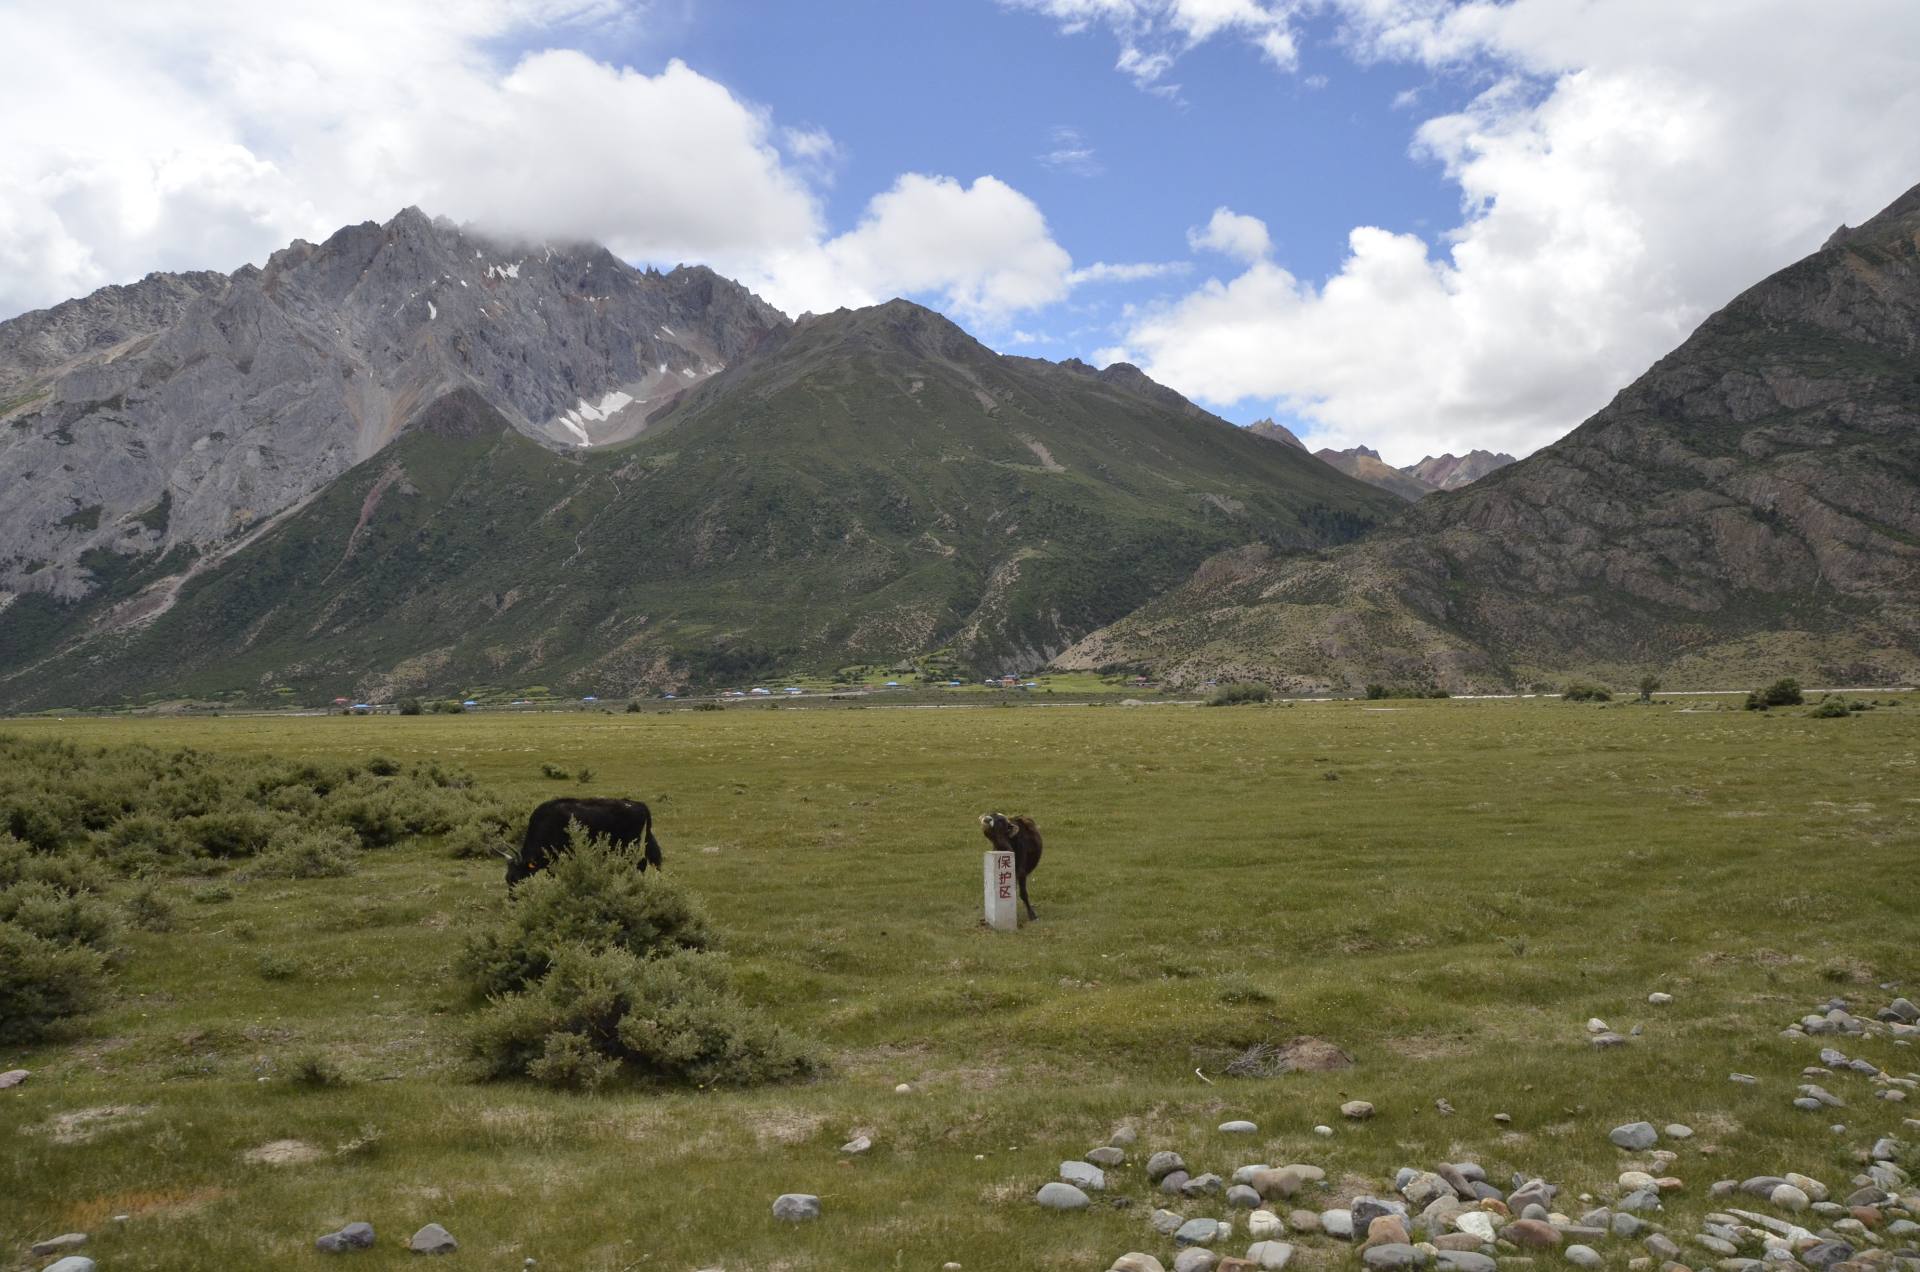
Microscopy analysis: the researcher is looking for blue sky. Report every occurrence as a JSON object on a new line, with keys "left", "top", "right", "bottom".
{"left": 6, "top": 1, "right": 1920, "bottom": 461}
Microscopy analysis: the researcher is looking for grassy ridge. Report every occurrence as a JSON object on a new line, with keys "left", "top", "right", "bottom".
{"left": 1, "top": 700, "right": 1916, "bottom": 1268}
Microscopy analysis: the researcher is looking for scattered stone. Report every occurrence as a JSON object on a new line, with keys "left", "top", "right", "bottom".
{"left": 1113, "top": 1126, "right": 1140, "bottom": 1146}
{"left": 1361, "top": 1244, "right": 1420, "bottom": 1271}
{"left": 1362, "top": 1216, "right": 1412, "bottom": 1251}
{"left": 1089, "top": 1146, "right": 1127, "bottom": 1168}
{"left": 1353, "top": 1198, "right": 1409, "bottom": 1230}
{"left": 1149, "top": 1152, "right": 1189, "bottom": 1183}
{"left": 1880, "top": 1000, "right": 1920, "bottom": 1025}
{"left": 1437, "top": 1253, "right": 1496, "bottom": 1272}
{"left": 1248, "top": 1210, "right": 1285, "bottom": 1238}
{"left": 1036, "top": 1183, "right": 1090, "bottom": 1211}
{"left": 1649, "top": 993, "right": 1674, "bottom": 1005}
{"left": 1770, "top": 1184, "right": 1810, "bottom": 1212}
{"left": 1112, "top": 1255, "right": 1168, "bottom": 1272}
{"left": 1591, "top": 1033, "right": 1629, "bottom": 1049}
{"left": 1183, "top": 1173, "right": 1224, "bottom": 1198}
{"left": 0, "top": 1068, "right": 28, "bottom": 1089}
{"left": 1801, "top": 1241, "right": 1855, "bottom": 1270}
{"left": 1172, "top": 1251, "right": 1214, "bottom": 1272}
{"left": 1286, "top": 1210, "right": 1321, "bottom": 1235}
{"left": 1322, "top": 1210, "right": 1355, "bottom": 1240}
{"left": 31, "top": 1235, "right": 89, "bottom": 1257}
{"left": 894, "top": 1083, "right": 913, "bottom": 1094}
{"left": 1504, "top": 1220, "right": 1562, "bottom": 1248}
{"left": 1062, "top": 1161, "right": 1107, "bottom": 1190}
{"left": 1246, "top": 1241, "right": 1294, "bottom": 1269}
{"left": 1227, "top": 1185, "right": 1262, "bottom": 1209}
{"left": 409, "top": 1223, "right": 458, "bottom": 1254}
{"left": 1611, "top": 1122, "right": 1660, "bottom": 1151}
{"left": 1153, "top": 1209, "right": 1187, "bottom": 1235}
{"left": 1565, "top": 1245, "right": 1602, "bottom": 1268}
{"left": 1799, "top": 1084, "right": 1846, "bottom": 1108}
{"left": 1162, "top": 1171, "right": 1192, "bottom": 1195}
{"left": 1314, "top": 1125, "right": 1334, "bottom": 1138}
{"left": 1456, "top": 1212, "right": 1498, "bottom": 1243}
{"left": 1220, "top": 1120, "right": 1258, "bottom": 1134}
{"left": 1731, "top": 1074, "right": 1758, "bottom": 1085}
{"left": 1495, "top": 1113, "right": 1512, "bottom": 1125}
{"left": 1175, "top": 1217, "right": 1224, "bottom": 1248}
{"left": 1612, "top": 1213, "right": 1647, "bottom": 1238}
{"left": 1783, "top": 1173, "right": 1828, "bottom": 1202}
{"left": 1588, "top": 1019, "right": 1611, "bottom": 1033}
{"left": 41, "top": 1261, "right": 95, "bottom": 1272}
{"left": 316, "top": 1222, "right": 376, "bottom": 1252}
{"left": 1343, "top": 1100, "right": 1376, "bottom": 1121}
{"left": 1436, "top": 1098, "right": 1456, "bottom": 1116}
{"left": 1664, "top": 1124, "right": 1694, "bottom": 1139}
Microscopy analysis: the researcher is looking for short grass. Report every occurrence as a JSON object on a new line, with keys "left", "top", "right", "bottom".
{"left": 3, "top": 699, "right": 1917, "bottom": 1270}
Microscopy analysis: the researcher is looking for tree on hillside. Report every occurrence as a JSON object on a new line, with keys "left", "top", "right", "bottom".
{"left": 1637, "top": 675, "right": 1660, "bottom": 703}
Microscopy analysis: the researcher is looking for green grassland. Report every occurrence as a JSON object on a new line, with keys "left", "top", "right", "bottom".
{"left": 3, "top": 699, "right": 1918, "bottom": 1269}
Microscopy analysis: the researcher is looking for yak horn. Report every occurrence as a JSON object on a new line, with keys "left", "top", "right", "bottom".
{"left": 492, "top": 846, "right": 518, "bottom": 862}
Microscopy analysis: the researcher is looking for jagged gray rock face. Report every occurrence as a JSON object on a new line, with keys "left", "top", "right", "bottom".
{"left": 1402, "top": 450, "right": 1516, "bottom": 490}
{"left": 0, "top": 207, "right": 788, "bottom": 604}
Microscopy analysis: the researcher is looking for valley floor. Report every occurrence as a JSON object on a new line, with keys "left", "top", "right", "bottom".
{"left": 3, "top": 700, "right": 1917, "bottom": 1269}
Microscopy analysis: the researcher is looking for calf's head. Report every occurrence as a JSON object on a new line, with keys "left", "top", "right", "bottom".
{"left": 980, "top": 812, "right": 1017, "bottom": 851}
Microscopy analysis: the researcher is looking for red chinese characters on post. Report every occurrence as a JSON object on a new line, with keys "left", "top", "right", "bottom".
{"left": 997, "top": 867, "right": 1013, "bottom": 899}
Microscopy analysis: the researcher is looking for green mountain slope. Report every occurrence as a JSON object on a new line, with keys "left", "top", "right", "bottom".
{"left": 0, "top": 303, "right": 1402, "bottom": 707}
{"left": 1058, "top": 180, "right": 1920, "bottom": 692}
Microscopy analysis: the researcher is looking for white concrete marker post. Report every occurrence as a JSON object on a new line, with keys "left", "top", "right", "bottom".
{"left": 983, "top": 849, "right": 1019, "bottom": 932}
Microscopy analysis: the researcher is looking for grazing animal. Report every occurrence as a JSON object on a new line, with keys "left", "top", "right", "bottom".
{"left": 507, "top": 797, "right": 663, "bottom": 887}
{"left": 979, "top": 812, "right": 1043, "bottom": 920}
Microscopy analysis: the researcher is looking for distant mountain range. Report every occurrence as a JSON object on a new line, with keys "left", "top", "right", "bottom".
{"left": 6, "top": 181, "right": 1918, "bottom": 706}
{"left": 1058, "top": 180, "right": 1920, "bottom": 692}
{"left": 0, "top": 221, "right": 1397, "bottom": 708}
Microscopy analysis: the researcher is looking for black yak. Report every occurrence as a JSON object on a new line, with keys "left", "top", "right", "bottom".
{"left": 507, "top": 797, "right": 663, "bottom": 887}
{"left": 979, "top": 812, "right": 1042, "bottom": 920}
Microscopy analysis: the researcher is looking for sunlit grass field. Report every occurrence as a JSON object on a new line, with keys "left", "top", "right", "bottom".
{"left": 4, "top": 698, "right": 1917, "bottom": 1269}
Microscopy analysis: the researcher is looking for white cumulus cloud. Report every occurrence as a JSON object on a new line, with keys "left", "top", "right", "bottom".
{"left": 1187, "top": 207, "right": 1272, "bottom": 262}
{"left": 1121, "top": 0, "right": 1920, "bottom": 463}
{"left": 0, "top": 0, "right": 1077, "bottom": 327}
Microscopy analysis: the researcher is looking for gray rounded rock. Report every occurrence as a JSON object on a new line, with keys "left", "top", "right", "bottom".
{"left": 31, "top": 1235, "right": 88, "bottom": 1257}
{"left": 1087, "top": 1146, "right": 1127, "bottom": 1167}
{"left": 1173, "top": 1250, "right": 1216, "bottom": 1272}
{"left": 1247, "top": 1241, "right": 1295, "bottom": 1269}
{"left": 1060, "top": 1160, "right": 1106, "bottom": 1190}
{"left": 316, "top": 1221, "right": 376, "bottom": 1252}
{"left": 1035, "top": 1182, "right": 1090, "bottom": 1211}
{"left": 1438, "top": 1254, "right": 1496, "bottom": 1272}
{"left": 1361, "top": 1242, "right": 1420, "bottom": 1271}
{"left": 1609, "top": 1121, "right": 1658, "bottom": 1150}
{"left": 1174, "top": 1217, "right": 1223, "bottom": 1247}
{"left": 1160, "top": 1170, "right": 1192, "bottom": 1195}
{"left": 409, "top": 1223, "right": 458, "bottom": 1254}
{"left": 1220, "top": 1119, "right": 1258, "bottom": 1134}
{"left": 1226, "top": 1184, "right": 1262, "bottom": 1209}
{"left": 1565, "top": 1245, "right": 1602, "bottom": 1268}
{"left": 1321, "top": 1209, "right": 1355, "bottom": 1240}
{"left": 1181, "top": 1172, "right": 1224, "bottom": 1197}
{"left": 1147, "top": 1151, "right": 1188, "bottom": 1183}
{"left": 42, "top": 1261, "right": 95, "bottom": 1272}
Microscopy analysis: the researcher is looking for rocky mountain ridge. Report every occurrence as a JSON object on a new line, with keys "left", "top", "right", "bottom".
{"left": 0, "top": 208, "right": 787, "bottom": 608}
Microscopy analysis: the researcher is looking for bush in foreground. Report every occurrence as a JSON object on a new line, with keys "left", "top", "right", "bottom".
{"left": 460, "top": 833, "right": 814, "bottom": 1089}
{"left": 1562, "top": 682, "right": 1613, "bottom": 702}
{"left": 1204, "top": 682, "right": 1271, "bottom": 706}
{"left": 0, "top": 833, "right": 119, "bottom": 1044}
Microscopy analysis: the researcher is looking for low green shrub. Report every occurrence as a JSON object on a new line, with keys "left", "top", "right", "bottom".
{"left": 468, "top": 944, "right": 818, "bottom": 1090}
{"left": 1204, "top": 682, "right": 1271, "bottom": 706}
{"left": 288, "top": 1050, "right": 347, "bottom": 1088}
{"left": 252, "top": 827, "right": 360, "bottom": 879}
{"left": 460, "top": 833, "right": 712, "bottom": 997}
{"left": 0, "top": 924, "right": 112, "bottom": 1044}
{"left": 1748, "top": 677, "right": 1804, "bottom": 709}
{"left": 1809, "top": 696, "right": 1852, "bottom": 718}
{"left": 124, "top": 880, "right": 175, "bottom": 932}
{"left": 1562, "top": 683, "right": 1613, "bottom": 702}
{"left": 540, "top": 762, "right": 572, "bottom": 780}
{"left": 460, "top": 833, "right": 812, "bottom": 1090}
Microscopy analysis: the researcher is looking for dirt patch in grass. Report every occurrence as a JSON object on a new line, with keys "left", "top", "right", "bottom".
{"left": 242, "top": 1138, "right": 324, "bottom": 1166}
{"left": 63, "top": 1185, "right": 229, "bottom": 1227}
{"left": 750, "top": 1106, "right": 826, "bottom": 1147}
{"left": 1215, "top": 1036, "right": 1355, "bottom": 1077}
{"left": 1383, "top": 1033, "right": 1469, "bottom": 1062}
{"left": 39, "top": 1104, "right": 153, "bottom": 1144}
